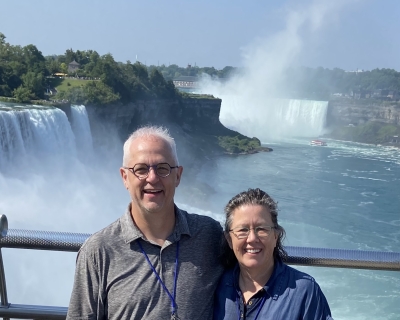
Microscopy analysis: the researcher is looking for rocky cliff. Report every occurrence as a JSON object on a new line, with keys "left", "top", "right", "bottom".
{"left": 327, "top": 98, "right": 400, "bottom": 127}
{"left": 83, "top": 97, "right": 266, "bottom": 169}
{"left": 85, "top": 98, "right": 227, "bottom": 138}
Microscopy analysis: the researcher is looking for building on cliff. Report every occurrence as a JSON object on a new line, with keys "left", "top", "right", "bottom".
{"left": 172, "top": 76, "right": 199, "bottom": 89}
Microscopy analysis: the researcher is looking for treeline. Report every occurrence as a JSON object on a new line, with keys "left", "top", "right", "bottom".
{"left": 147, "top": 64, "right": 236, "bottom": 81}
{"left": 148, "top": 65, "right": 400, "bottom": 100}
{"left": 0, "top": 33, "right": 48, "bottom": 101}
{"left": 279, "top": 67, "right": 400, "bottom": 100}
{"left": 2, "top": 31, "right": 400, "bottom": 104}
{"left": 54, "top": 55, "right": 180, "bottom": 104}
{"left": 0, "top": 33, "right": 180, "bottom": 104}
{"left": 327, "top": 122, "right": 400, "bottom": 145}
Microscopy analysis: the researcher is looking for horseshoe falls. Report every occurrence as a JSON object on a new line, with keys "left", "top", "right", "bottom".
{"left": 219, "top": 97, "right": 328, "bottom": 141}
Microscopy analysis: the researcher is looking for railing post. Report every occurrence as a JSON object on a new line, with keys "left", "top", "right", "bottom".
{"left": 0, "top": 215, "right": 9, "bottom": 320}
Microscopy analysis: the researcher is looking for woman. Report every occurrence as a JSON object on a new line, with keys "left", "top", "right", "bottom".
{"left": 214, "top": 188, "right": 333, "bottom": 320}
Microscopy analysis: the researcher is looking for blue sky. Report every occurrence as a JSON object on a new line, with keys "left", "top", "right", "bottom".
{"left": 0, "top": 0, "right": 399, "bottom": 71}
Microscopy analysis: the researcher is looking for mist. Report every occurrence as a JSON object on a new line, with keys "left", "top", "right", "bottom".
{"left": 0, "top": 105, "right": 130, "bottom": 306}
{"left": 199, "top": 0, "right": 358, "bottom": 142}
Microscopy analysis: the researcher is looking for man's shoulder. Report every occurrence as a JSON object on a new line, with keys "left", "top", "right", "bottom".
{"left": 178, "top": 207, "right": 222, "bottom": 231}
{"left": 80, "top": 217, "right": 122, "bottom": 252}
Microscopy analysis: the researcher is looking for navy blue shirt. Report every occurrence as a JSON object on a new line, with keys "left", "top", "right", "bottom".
{"left": 214, "top": 260, "right": 333, "bottom": 320}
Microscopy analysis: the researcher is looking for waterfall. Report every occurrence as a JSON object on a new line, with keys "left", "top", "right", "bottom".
{"left": 219, "top": 97, "right": 328, "bottom": 141}
{"left": 0, "top": 106, "right": 76, "bottom": 173}
{"left": 71, "top": 105, "right": 94, "bottom": 161}
{"left": 0, "top": 104, "right": 93, "bottom": 174}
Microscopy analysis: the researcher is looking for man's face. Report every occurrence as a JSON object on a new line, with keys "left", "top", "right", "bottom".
{"left": 120, "top": 136, "right": 183, "bottom": 217}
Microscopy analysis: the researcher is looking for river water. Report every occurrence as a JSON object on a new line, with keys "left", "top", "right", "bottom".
{"left": 0, "top": 103, "right": 399, "bottom": 319}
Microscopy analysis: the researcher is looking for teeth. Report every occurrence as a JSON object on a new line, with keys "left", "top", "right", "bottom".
{"left": 246, "top": 249, "right": 261, "bottom": 253}
{"left": 145, "top": 190, "right": 161, "bottom": 193}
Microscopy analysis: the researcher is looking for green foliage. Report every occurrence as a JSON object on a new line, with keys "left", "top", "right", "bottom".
{"left": 22, "top": 71, "right": 44, "bottom": 98}
{"left": 56, "top": 81, "right": 119, "bottom": 105}
{"left": 329, "top": 122, "right": 400, "bottom": 144}
{"left": 282, "top": 67, "right": 400, "bottom": 99}
{"left": 181, "top": 93, "right": 216, "bottom": 99}
{"left": 147, "top": 64, "right": 236, "bottom": 81}
{"left": 51, "top": 78, "right": 85, "bottom": 91}
{"left": 82, "top": 81, "right": 120, "bottom": 105}
{"left": 218, "top": 136, "right": 261, "bottom": 154}
{"left": 0, "top": 35, "right": 47, "bottom": 99}
{"left": 55, "top": 87, "right": 85, "bottom": 104}
{"left": 13, "top": 86, "right": 33, "bottom": 102}
{"left": 60, "top": 63, "right": 67, "bottom": 74}
{"left": 149, "top": 69, "right": 179, "bottom": 99}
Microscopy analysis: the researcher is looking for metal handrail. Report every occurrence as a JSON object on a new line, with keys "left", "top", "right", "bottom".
{"left": 0, "top": 216, "right": 399, "bottom": 319}
{"left": 1, "top": 229, "right": 399, "bottom": 271}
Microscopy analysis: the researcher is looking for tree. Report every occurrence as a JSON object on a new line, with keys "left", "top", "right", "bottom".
{"left": 22, "top": 72, "right": 44, "bottom": 98}
{"left": 60, "top": 63, "right": 68, "bottom": 74}
{"left": 0, "top": 32, "right": 5, "bottom": 45}
{"left": 65, "top": 48, "right": 76, "bottom": 64}
{"left": 149, "top": 69, "right": 178, "bottom": 99}
{"left": 13, "top": 86, "right": 33, "bottom": 102}
{"left": 23, "top": 44, "right": 46, "bottom": 75}
{"left": 82, "top": 81, "right": 120, "bottom": 105}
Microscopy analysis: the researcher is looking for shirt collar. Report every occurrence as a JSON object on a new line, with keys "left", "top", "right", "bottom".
{"left": 232, "top": 258, "right": 286, "bottom": 299}
{"left": 120, "top": 203, "right": 191, "bottom": 244}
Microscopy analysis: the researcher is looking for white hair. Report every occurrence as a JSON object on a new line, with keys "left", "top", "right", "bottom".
{"left": 122, "top": 125, "right": 179, "bottom": 166}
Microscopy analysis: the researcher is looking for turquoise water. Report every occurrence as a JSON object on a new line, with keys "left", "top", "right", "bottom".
{"left": 177, "top": 139, "right": 400, "bottom": 320}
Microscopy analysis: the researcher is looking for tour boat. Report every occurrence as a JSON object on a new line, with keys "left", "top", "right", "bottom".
{"left": 310, "top": 139, "right": 327, "bottom": 146}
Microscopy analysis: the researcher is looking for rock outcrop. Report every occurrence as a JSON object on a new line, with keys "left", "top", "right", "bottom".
{"left": 327, "top": 99, "right": 400, "bottom": 127}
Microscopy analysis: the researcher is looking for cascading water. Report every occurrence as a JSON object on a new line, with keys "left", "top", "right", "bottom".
{"left": 0, "top": 104, "right": 96, "bottom": 173}
{"left": 70, "top": 105, "right": 94, "bottom": 162}
{"left": 218, "top": 96, "right": 329, "bottom": 141}
{"left": 0, "top": 106, "right": 78, "bottom": 174}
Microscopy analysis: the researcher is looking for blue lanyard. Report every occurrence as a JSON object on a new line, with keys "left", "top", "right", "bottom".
{"left": 236, "top": 292, "right": 267, "bottom": 320}
{"left": 137, "top": 239, "right": 180, "bottom": 319}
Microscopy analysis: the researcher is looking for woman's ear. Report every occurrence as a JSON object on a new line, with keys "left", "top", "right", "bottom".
{"left": 225, "top": 232, "right": 233, "bottom": 249}
{"left": 273, "top": 229, "right": 279, "bottom": 247}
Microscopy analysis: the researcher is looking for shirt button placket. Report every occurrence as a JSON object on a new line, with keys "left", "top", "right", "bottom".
{"left": 159, "top": 251, "right": 164, "bottom": 277}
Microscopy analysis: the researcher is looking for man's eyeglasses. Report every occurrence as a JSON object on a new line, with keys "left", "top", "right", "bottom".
{"left": 229, "top": 226, "right": 276, "bottom": 239}
{"left": 123, "top": 163, "right": 179, "bottom": 180}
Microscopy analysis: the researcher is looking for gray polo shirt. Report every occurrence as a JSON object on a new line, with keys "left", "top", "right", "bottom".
{"left": 66, "top": 205, "right": 224, "bottom": 320}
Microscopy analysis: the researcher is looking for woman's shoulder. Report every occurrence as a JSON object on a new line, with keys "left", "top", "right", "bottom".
{"left": 280, "top": 263, "right": 323, "bottom": 292}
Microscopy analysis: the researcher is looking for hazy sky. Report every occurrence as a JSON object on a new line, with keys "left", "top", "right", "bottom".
{"left": 0, "top": 0, "right": 399, "bottom": 71}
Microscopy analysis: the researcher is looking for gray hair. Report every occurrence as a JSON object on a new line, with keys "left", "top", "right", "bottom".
{"left": 221, "top": 188, "right": 287, "bottom": 268}
{"left": 122, "top": 126, "right": 179, "bottom": 166}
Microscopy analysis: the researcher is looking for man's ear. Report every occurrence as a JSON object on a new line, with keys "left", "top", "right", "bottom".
{"left": 225, "top": 232, "right": 233, "bottom": 249}
{"left": 120, "top": 168, "right": 128, "bottom": 189}
{"left": 175, "top": 166, "right": 183, "bottom": 187}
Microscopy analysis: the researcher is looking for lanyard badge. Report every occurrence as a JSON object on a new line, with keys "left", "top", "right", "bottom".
{"left": 138, "top": 239, "right": 180, "bottom": 319}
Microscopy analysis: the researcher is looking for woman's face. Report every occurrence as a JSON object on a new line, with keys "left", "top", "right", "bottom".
{"left": 226, "top": 204, "right": 278, "bottom": 273}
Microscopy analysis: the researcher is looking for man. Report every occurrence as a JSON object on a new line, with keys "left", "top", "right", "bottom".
{"left": 67, "top": 126, "right": 223, "bottom": 320}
